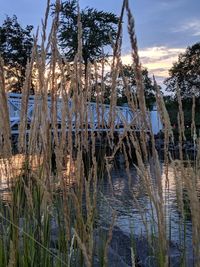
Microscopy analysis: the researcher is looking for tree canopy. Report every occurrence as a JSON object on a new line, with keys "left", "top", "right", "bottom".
{"left": 103, "top": 64, "right": 156, "bottom": 109}
{"left": 122, "top": 65, "right": 155, "bottom": 108}
{"left": 165, "top": 42, "right": 200, "bottom": 98}
{"left": 0, "top": 15, "right": 34, "bottom": 92}
{"left": 58, "top": 0, "right": 118, "bottom": 70}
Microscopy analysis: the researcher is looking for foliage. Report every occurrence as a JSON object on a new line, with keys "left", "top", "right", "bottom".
{"left": 58, "top": 0, "right": 118, "bottom": 71}
{"left": 103, "top": 64, "right": 156, "bottom": 108}
{"left": 164, "top": 95, "right": 200, "bottom": 140}
{"left": 165, "top": 42, "right": 200, "bottom": 98}
{"left": 0, "top": 15, "right": 33, "bottom": 92}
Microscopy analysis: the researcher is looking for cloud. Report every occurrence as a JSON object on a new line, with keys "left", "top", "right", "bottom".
{"left": 157, "top": 0, "right": 183, "bottom": 10}
{"left": 172, "top": 19, "right": 200, "bottom": 37}
{"left": 121, "top": 46, "right": 185, "bottom": 85}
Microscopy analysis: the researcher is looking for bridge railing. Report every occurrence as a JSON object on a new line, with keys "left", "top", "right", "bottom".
{"left": 7, "top": 93, "right": 143, "bottom": 133}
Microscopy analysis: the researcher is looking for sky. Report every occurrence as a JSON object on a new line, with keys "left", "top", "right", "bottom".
{"left": 0, "top": 0, "right": 200, "bottom": 87}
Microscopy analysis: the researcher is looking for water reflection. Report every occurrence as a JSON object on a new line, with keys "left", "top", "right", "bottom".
{"left": 0, "top": 154, "right": 76, "bottom": 201}
{"left": 0, "top": 154, "right": 43, "bottom": 201}
{"left": 99, "top": 159, "right": 196, "bottom": 259}
{"left": 0, "top": 153, "right": 197, "bottom": 260}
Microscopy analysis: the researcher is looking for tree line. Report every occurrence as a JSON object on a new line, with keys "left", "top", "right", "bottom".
{"left": 164, "top": 43, "right": 200, "bottom": 135}
{"left": 0, "top": 0, "right": 155, "bottom": 108}
{"left": 0, "top": 0, "right": 199, "bottom": 115}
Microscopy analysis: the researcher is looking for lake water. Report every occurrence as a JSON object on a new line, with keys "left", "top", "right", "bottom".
{"left": 0, "top": 154, "right": 196, "bottom": 265}
{"left": 97, "top": 158, "right": 195, "bottom": 265}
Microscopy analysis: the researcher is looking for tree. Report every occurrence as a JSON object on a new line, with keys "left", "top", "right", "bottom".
{"left": 0, "top": 15, "right": 33, "bottom": 92}
{"left": 123, "top": 66, "right": 155, "bottom": 108}
{"left": 165, "top": 43, "right": 200, "bottom": 98}
{"left": 104, "top": 65, "right": 156, "bottom": 109}
{"left": 58, "top": 0, "right": 118, "bottom": 72}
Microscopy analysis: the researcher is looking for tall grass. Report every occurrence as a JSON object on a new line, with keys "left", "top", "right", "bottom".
{"left": 0, "top": 0, "right": 199, "bottom": 266}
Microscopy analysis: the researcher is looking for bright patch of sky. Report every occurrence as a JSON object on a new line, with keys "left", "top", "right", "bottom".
{"left": 0, "top": 0, "right": 199, "bottom": 88}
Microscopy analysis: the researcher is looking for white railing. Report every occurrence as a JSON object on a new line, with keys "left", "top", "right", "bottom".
{"left": 7, "top": 93, "right": 142, "bottom": 133}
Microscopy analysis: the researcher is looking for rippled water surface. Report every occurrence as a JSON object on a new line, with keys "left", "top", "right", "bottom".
{"left": 98, "top": 158, "right": 196, "bottom": 263}
{"left": 0, "top": 154, "right": 196, "bottom": 264}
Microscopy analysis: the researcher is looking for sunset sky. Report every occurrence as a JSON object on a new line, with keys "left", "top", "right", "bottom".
{"left": 0, "top": 0, "right": 199, "bottom": 86}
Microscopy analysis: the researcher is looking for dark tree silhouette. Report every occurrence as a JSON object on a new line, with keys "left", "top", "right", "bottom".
{"left": 165, "top": 43, "right": 200, "bottom": 98}
{"left": 103, "top": 65, "right": 156, "bottom": 109}
{"left": 0, "top": 15, "right": 33, "bottom": 92}
{"left": 58, "top": 0, "right": 118, "bottom": 72}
